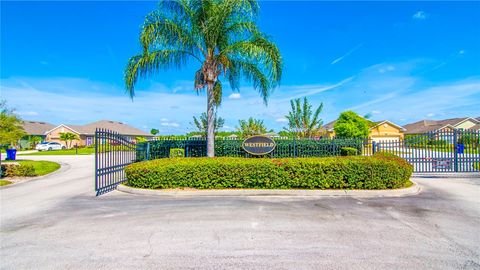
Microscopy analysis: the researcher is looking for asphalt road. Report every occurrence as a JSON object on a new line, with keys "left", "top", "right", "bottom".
{"left": 1, "top": 155, "right": 479, "bottom": 270}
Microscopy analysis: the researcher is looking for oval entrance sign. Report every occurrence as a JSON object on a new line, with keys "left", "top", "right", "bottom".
{"left": 242, "top": 136, "right": 276, "bottom": 155}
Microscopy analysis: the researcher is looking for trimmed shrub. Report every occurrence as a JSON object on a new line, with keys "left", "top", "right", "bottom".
{"left": 125, "top": 155, "right": 413, "bottom": 190}
{"left": 340, "top": 147, "right": 358, "bottom": 156}
{"left": 1, "top": 163, "right": 36, "bottom": 177}
{"left": 169, "top": 148, "right": 185, "bottom": 158}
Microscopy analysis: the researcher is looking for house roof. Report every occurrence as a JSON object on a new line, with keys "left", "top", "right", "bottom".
{"left": 471, "top": 123, "right": 480, "bottom": 130}
{"left": 370, "top": 120, "right": 406, "bottom": 131}
{"left": 323, "top": 119, "right": 402, "bottom": 131}
{"left": 403, "top": 117, "right": 479, "bottom": 134}
{"left": 323, "top": 120, "right": 337, "bottom": 131}
{"left": 21, "top": 120, "right": 56, "bottom": 135}
{"left": 46, "top": 120, "right": 151, "bottom": 136}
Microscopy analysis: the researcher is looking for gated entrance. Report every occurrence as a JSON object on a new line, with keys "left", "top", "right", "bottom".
{"left": 95, "top": 128, "right": 136, "bottom": 196}
{"left": 94, "top": 128, "right": 478, "bottom": 195}
{"left": 375, "top": 129, "right": 479, "bottom": 172}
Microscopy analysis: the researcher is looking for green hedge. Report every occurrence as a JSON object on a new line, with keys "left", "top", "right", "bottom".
{"left": 125, "top": 153, "right": 413, "bottom": 190}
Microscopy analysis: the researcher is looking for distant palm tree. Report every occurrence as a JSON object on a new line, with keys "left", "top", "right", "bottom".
{"left": 125, "top": 0, "right": 282, "bottom": 157}
{"left": 28, "top": 135, "right": 43, "bottom": 148}
{"left": 192, "top": 112, "right": 224, "bottom": 137}
{"left": 284, "top": 97, "right": 324, "bottom": 138}
{"left": 237, "top": 117, "right": 268, "bottom": 137}
{"left": 59, "top": 132, "right": 78, "bottom": 149}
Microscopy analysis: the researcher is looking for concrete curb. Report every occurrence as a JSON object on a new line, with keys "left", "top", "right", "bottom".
{"left": 116, "top": 180, "right": 421, "bottom": 198}
{"left": 414, "top": 172, "right": 480, "bottom": 178}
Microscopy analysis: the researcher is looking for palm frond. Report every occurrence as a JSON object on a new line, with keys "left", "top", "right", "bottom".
{"left": 124, "top": 50, "right": 191, "bottom": 97}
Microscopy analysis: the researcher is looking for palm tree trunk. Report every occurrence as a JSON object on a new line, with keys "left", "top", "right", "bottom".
{"left": 206, "top": 82, "right": 215, "bottom": 157}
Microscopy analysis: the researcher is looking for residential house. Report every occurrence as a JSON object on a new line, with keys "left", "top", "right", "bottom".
{"left": 19, "top": 120, "right": 56, "bottom": 148}
{"left": 45, "top": 120, "right": 152, "bottom": 147}
{"left": 403, "top": 117, "right": 480, "bottom": 135}
{"left": 323, "top": 120, "right": 406, "bottom": 142}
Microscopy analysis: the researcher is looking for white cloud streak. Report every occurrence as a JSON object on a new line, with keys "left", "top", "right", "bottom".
{"left": 330, "top": 44, "right": 363, "bottom": 65}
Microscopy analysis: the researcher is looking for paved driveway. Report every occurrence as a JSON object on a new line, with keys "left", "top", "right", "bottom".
{"left": 1, "top": 155, "right": 479, "bottom": 269}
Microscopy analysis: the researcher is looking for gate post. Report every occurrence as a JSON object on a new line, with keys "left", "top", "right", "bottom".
{"left": 293, "top": 136, "right": 297, "bottom": 158}
{"left": 146, "top": 142, "right": 151, "bottom": 161}
{"left": 372, "top": 141, "right": 376, "bottom": 155}
{"left": 453, "top": 129, "right": 458, "bottom": 172}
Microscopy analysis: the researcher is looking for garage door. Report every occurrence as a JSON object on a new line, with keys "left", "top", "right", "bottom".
{"left": 371, "top": 136, "right": 400, "bottom": 143}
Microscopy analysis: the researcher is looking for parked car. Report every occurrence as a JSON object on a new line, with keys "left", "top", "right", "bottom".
{"left": 35, "top": 142, "right": 66, "bottom": 151}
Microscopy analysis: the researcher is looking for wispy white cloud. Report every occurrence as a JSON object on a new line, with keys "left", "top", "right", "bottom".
{"left": 413, "top": 11, "right": 427, "bottom": 20}
{"left": 276, "top": 118, "right": 288, "bottom": 123}
{"left": 330, "top": 44, "right": 363, "bottom": 65}
{"left": 378, "top": 65, "right": 395, "bottom": 73}
{"left": 17, "top": 111, "right": 39, "bottom": 116}
{"left": 160, "top": 122, "right": 180, "bottom": 127}
{"left": 278, "top": 76, "right": 354, "bottom": 102}
{"left": 228, "top": 93, "right": 241, "bottom": 99}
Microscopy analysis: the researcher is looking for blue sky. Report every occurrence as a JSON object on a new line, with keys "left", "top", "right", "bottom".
{"left": 1, "top": 1, "right": 479, "bottom": 134}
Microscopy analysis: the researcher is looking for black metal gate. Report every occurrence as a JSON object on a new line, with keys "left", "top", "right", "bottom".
{"left": 375, "top": 129, "right": 479, "bottom": 173}
{"left": 95, "top": 128, "right": 136, "bottom": 196}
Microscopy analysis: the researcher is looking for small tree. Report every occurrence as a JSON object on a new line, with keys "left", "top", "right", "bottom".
{"left": 192, "top": 112, "right": 225, "bottom": 137}
{"left": 0, "top": 101, "right": 26, "bottom": 149}
{"left": 150, "top": 129, "right": 159, "bottom": 136}
{"left": 237, "top": 117, "right": 268, "bottom": 137}
{"left": 59, "top": 132, "right": 79, "bottom": 149}
{"left": 333, "top": 111, "right": 370, "bottom": 138}
{"left": 284, "top": 97, "right": 324, "bottom": 138}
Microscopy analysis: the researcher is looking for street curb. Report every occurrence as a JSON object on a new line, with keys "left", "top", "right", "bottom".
{"left": 413, "top": 172, "right": 480, "bottom": 178}
{"left": 116, "top": 180, "right": 421, "bottom": 198}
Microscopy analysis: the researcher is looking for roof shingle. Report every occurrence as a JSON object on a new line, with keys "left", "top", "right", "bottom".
{"left": 21, "top": 120, "right": 56, "bottom": 135}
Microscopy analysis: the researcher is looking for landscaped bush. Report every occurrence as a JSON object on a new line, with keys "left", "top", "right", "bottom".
{"left": 340, "top": 147, "right": 358, "bottom": 156}
{"left": 1, "top": 163, "right": 36, "bottom": 177}
{"left": 125, "top": 153, "right": 413, "bottom": 190}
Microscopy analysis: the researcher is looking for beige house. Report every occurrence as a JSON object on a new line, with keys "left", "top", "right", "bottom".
{"left": 403, "top": 117, "right": 480, "bottom": 135}
{"left": 323, "top": 120, "right": 405, "bottom": 142}
{"left": 45, "top": 120, "right": 152, "bottom": 147}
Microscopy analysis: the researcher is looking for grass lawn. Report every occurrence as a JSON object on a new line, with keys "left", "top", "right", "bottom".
{"left": 0, "top": 180, "right": 12, "bottom": 186}
{"left": 2, "top": 160, "right": 61, "bottom": 176}
{"left": 19, "top": 148, "right": 95, "bottom": 156}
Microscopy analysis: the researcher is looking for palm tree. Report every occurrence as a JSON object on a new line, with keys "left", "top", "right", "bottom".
{"left": 192, "top": 112, "right": 224, "bottom": 137}
{"left": 59, "top": 132, "right": 79, "bottom": 149}
{"left": 28, "top": 135, "right": 43, "bottom": 149}
{"left": 284, "top": 97, "right": 324, "bottom": 138}
{"left": 125, "top": 0, "right": 282, "bottom": 157}
{"left": 237, "top": 117, "right": 268, "bottom": 137}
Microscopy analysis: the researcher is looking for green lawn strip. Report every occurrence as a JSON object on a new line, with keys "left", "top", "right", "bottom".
{"left": 0, "top": 180, "right": 12, "bottom": 186}
{"left": 19, "top": 148, "right": 95, "bottom": 155}
{"left": 2, "top": 160, "right": 61, "bottom": 176}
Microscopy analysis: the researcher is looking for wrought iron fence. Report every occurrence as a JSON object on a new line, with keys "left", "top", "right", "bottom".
{"left": 375, "top": 129, "right": 479, "bottom": 172}
{"left": 136, "top": 137, "right": 370, "bottom": 160}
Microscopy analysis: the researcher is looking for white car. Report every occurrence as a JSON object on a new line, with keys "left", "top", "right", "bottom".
{"left": 36, "top": 142, "right": 66, "bottom": 151}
